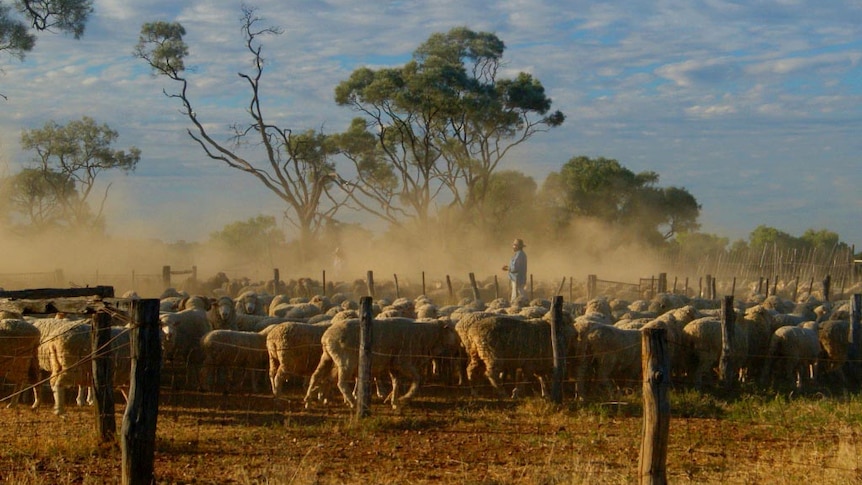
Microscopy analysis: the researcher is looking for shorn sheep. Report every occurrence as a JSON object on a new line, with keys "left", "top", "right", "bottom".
{"left": 266, "top": 322, "right": 332, "bottom": 398}
{"left": 304, "top": 317, "right": 461, "bottom": 409}
{"left": 0, "top": 318, "right": 40, "bottom": 407}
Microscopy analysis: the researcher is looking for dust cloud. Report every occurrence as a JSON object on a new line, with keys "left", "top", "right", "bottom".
{"left": 0, "top": 214, "right": 669, "bottom": 300}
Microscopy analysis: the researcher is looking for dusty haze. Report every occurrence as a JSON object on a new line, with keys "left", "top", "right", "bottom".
{"left": 0, "top": 218, "right": 668, "bottom": 299}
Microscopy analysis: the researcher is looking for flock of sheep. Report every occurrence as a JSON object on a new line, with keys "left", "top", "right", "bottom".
{"left": 1, "top": 274, "right": 861, "bottom": 415}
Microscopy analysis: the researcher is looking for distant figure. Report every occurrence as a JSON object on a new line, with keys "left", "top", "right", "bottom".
{"left": 502, "top": 238, "right": 527, "bottom": 303}
{"left": 333, "top": 247, "right": 345, "bottom": 277}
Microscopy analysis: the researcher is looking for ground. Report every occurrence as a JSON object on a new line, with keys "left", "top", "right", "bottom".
{"left": 2, "top": 381, "right": 861, "bottom": 484}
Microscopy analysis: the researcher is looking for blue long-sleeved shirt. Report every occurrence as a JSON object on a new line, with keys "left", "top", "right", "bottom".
{"left": 508, "top": 250, "right": 527, "bottom": 286}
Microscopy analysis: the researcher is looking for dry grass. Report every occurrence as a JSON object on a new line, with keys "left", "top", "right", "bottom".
{"left": 2, "top": 383, "right": 862, "bottom": 484}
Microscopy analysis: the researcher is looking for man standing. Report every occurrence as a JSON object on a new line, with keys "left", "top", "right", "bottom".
{"left": 502, "top": 238, "right": 527, "bottom": 303}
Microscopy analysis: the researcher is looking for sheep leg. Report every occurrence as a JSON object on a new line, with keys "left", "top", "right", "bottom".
{"left": 304, "top": 353, "right": 334, "bottom": 408}
{"left": 52, "top": 382, "right": 65, "bottom": 415}
{"left": 336, "top": 367, "right": 357, "bottom": 408}
{"left": 483, "top": 364, "right": 508, "bottom": 398}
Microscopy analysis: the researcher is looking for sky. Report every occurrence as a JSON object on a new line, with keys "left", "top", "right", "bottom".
{"left": 1, "top": 0, "right": 860, "bottom": 248}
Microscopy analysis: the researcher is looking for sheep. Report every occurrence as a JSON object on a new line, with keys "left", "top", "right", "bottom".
{"left": 199, "top": 328, "right": 273, "bottom": 393}
{"left": 458, "top": 313, "right": 575, "bottom": 398}
{"left": 572, "top": 322, "right": 641, "bottom": 398}
{"left": 30, "top": 317, "right": 93, "bottom": 414}
{"left": 680, "top": 316, "right": 749, "bottom": 389}
{"left": 0, "top": 318, "right": 40, "bottom": 408}
{"left": 235, "top": 290, "right": 268, "bottom": 316}
{"left": 159, "top": 307, "right": 212, "bottom": 389}
{"left": 304, "top": 317, "right": 461, "bottom": 409}
{"left": 266, "top": 322, "right": 332, "bottom": 398}
{"left": 206, "top": 295, "right": 289, "bottom": 332}
{"left": 815, "top": 319, "right": 853, "bottom": 388}
{"left": 760, "top": 325, "right": 820, "bottom": 390}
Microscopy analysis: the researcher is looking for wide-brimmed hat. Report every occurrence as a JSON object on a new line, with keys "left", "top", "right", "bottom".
{"left": 512, "top": 238, "right": 525, "bottom": 248}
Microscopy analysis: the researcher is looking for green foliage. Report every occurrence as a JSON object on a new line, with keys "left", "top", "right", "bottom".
{"left": 0, "top": 0, "right": 91, "bottom": 62}
{"left": 134, "top": 21, "right": 188, "bottom": 75}
{"left": 539, "top": 155, "right": 697, "bottom": 245}
{"left": 334, "top": 26, "right": 563, "bottom": 230}
{"left": 209, "top": 215, "right": 285, "bottom": 259}
{"left": 0, "top": 167, "right": 77, "bottom": 232}
{"left": 9, "top": 116, "right": 139, "bottom": 231}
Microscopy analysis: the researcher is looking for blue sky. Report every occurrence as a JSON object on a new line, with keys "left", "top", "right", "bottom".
{"left": 1, "top": 0, "right": 860, "bottom": 248}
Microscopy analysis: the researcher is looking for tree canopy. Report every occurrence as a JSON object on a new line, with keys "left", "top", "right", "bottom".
{"left": 333, "top": 26, "right": 564, "bottom": 232}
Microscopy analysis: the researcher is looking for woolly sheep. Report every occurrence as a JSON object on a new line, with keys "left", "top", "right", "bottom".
{"left": 760, "top": 325, "right": 820, "bottom": 390}
{"left": 266, "top": 322, "right": 332, "bottom": 398}
{"left": 159, "top": 307, "right": 212, "bottom": 389}
{"left": 304, "top": 317, "right": 460, "bottom": 409}
{"left": 0, "top": 318, "right": 40, "bottom": 407}
{"left": 457, "top": 313, "right": 575, "bottom": 398}
{"left": 235, "top": 290, "right": 268, "bottom": 316}
{"left": 572, "top": 322, "right": 641, "bottom": 397}
{"left": 199, "top": 328, "right": 272, "bottom": 393}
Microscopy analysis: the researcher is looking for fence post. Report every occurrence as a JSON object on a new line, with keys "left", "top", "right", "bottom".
{"left": 394, "top": 273, "right": 400, "bottom": 299}
{"left": 355, "top": 296, "right": 374, "bottom": 419}
{"left": 422, "top": 271, "right": 426, "bottom": 297}
{"left": 847, "top": 294, "right": 862, "bottom": 390}
{"left": 92, "top": 310, "right": 116, "bottom": 444}
{"left": 639, "top": 327, "right": 670, "bottom": 485}
{"left": 823, "top": 275, "right": 832, "bottom": 302}
{"left": 495, "top": 275, "right": 499, "bottom": 300}
{"left": 549, "top": 296, "right": 566, "bottom": 404}
{"left": 469, "top": 273, "right": 481, "bottom": 302}
{"left": 587, "top": 274, "right": 597, "bottom": 300}
{"left": 366, "top": 271, "right": 375, "bottom": 299}
{"left": 121, "top": 299, "right": 161, "bottom": 485}
{"left": 657, "top": 273, "right": 667, "bottom": 294}
{"left": 719, "top": 296, "right": 735, "bottom": 388}
{"left": 162, "top": 266, "right": 171, "bottom": 288}
{"left": 446, "top": 275, "right": 454, "bottom": 304}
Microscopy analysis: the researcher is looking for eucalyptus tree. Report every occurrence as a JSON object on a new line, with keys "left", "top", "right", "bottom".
{"left": 333, "top": 27, "right": 563, "bottom": 231}
{"left": 13, "top": 116, "right": 139, "bottom": 231}
{"left": 134, "top": 7, "right": 344, "bottom": 255}
{"left": 1, "top": 0, "right": 92, "bottom": 97}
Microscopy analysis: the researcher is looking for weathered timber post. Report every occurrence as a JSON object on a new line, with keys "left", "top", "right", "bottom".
{"left": 639, "top": 327, "right": 670, "bottom": 485}
{"left": 672, "top": 276, "right": 678, "bottom": 294}
{"left": 161, "top": 265, "right": 171, "bottom": 288}
{"left": 366, "top": 271, "right": 375, "bottom": 299}
{"left": 772, "top": 276, "right": 779, "bottom": 297}
{"left": 718, "top": 296, "right": 736, "bottom": 388}
{"left": 846, "top": 294, "right": 862, "bottom": 390}
{"left": 422, "top": 271, "right": 426, "bottom": 297}
{"left": 393, "top": 273, "right": 400, "bottom": 299}
{"left": 321, "top": 270, "right": 327, "bottom": 297}
{"left": 808, "top": 278, "right": 814, "bottom": 298}
{"left": 657, "top": 273, "right": 667, "bottom": 294}
{"left": 469, "top": 273, "right": 481, "bottom": 302}
{"left": 92, "top": 310, "right": 116, "bottom": 443}
{"left": 731, "top": 277, "right": 737, "bottom": 298}
{"left": 494, "top": 275, "right": 499, "bottom": 300}
{"left": 587, "top": 274, "right": 597, "bottom": 300}
{"left": 549, "top": 296, "right": 566, "bottom": 404}
{"left": 764, "top": 278, "right": 770, "bottom": 298}
{"left": 556, "top": 277, "right": 566, "bottom": 297}
{"left": 757, "top": 276, "right": 764, "bottom": 295}
{"left": 823, "top": 274, "right": 832, "bottom": 302}
{"left": 711, "top": 278, "right": 717, "bottom": 301}
{"left": 355, "top": 296, "right": 374, "bottom": 419}
{"left": 530, "top": 274, "right": 534, "bottom": 300}
{"left": 121, "top": 298, "right": 161, "bottom": 485}
{"left": 446, "top": 275, "right": 454, "bottom": 305}
{"left": 684, "top": 277, "right": 689, "bottom": 297}
{"left": 792, "top": 275, "right": 799, "bottom": 302}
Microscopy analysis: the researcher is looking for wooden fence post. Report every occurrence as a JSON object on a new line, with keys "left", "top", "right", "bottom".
{"left": 394, "top": 273, "right": 400, "bottom": 299}
{"left": 121, "top": 299, "right": 161, "bottom": 485}
{"left": 322, "top": 270, "right": 327, "bottom": 297}
{"left": 495, "top": 275, "right": 499, "bottom": 300}
{"left": 639, "top": 327, "right": 670, "bottom": 485}
{"left": 162, "top": 265, "right": 171, "bottom": 288}
{"left": 92, "top": 310, "right": 116, "bottom": 444}
{"left": 422, "top": 271, "right": 426, "bottom": 297}
{"left": 355, "top": 296, "right": 374, "bottom": 420}
{"left": 847, "top": 294, "right": 862, "bottom": 390}
{"left": 587, "top": 274, "right": 597, "bottom": 300}
{"left": 469, "top": 273, "right": 481, "bottom": 302}
{"left": 719, "top": 296, "right": 735, "bottom": 388}
{"left": 549, "top": 296, "right": 566, "bottom": 404}
{"left": 446, "top": 275, "right": 454, "bottom": 304}
{"left": 366, "top": 271, "right": 375, "bottom": 299}
{"left": 823, "top": 275, "right": 832, "bottom": 302}
{"left": 657, "top": 273, "right": 667, "bottom": 294}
